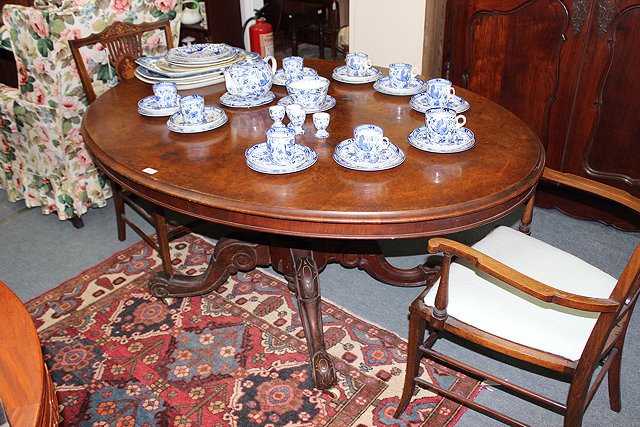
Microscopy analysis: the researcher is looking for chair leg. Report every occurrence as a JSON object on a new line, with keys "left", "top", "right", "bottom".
{"left": 70, "top": 215, "right": 84, "bottom": 229}
{"left": 607, "top": 347, "right": 622, "bottom": 412}
{"left": 394, "top": 311, "right": 427, "bottom": 418}
{"left": 153, "top": 205, "right": 173, "bottom": 275}
{"left": 113, "top": 182, "right": 126, "bottom": 241}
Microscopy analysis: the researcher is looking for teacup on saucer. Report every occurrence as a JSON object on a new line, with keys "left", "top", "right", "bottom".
{"left": 138, "top": 95, "right": 182, "bottom": 117}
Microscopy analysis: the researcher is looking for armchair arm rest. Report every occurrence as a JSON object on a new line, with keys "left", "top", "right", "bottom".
{"left": 542, "top": 168, "right": 640, "bottom": 214}
{"left": 428, "top": 237, "right": 619, "bottom": 313}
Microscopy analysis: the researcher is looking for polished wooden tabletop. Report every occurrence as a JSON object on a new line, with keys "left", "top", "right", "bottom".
{"left": 82, "top": 58, "right": 544, "bottom": 239}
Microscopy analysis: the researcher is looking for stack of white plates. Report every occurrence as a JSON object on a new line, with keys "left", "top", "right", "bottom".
{"left": 134, "top": 44, "right": 248, "bottom": 90}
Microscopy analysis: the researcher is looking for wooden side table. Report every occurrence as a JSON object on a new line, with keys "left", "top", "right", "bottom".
{"left": 0, "top": 281, "right": 59, "bottom": 426}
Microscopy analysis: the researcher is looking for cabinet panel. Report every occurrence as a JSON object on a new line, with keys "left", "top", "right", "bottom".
{"left": 568, "top": 3, "right": 640, "bottom": 189}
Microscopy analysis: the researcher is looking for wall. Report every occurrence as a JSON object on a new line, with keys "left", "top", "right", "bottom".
{"left": 348, "top": 0, "right": 426, "bottom": 74}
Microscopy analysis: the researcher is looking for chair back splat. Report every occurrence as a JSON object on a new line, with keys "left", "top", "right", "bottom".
{"left": 394, "top": 167, "right": 640, "bottom": 426}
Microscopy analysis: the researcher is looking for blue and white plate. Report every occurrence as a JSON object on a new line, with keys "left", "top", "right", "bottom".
{"left": 166, "top": 106, "right": 228, "bottom": 133}
{"left": 373, "top": 76, "right": 426, "bottom": 96}
{"left": 138, "top": 95, "right": 182, "bottom": 117}
{"left": 277, "top": 95, "right": 336, "bottom": 113}
{"left": 272, "top": 67, "right": 318, "bottom": 85}
{"left": 332, "top": 66, "right": 383, "bottom": 84}
{"left": 166, "top": 43, "right": 234, "bottom": 65}
{"left": 220, "top": 91, "right": 275, "bottom": 108}
{"left": 410, "top": 93, "right": 470, "bottom": 114}
{"left": 408, "top": 126, "right": 475, "bottom": 153}
{"left": 245, "top": 142, "right": 317, "bottom": 174}
{"left": 333, "top": 138, "right": 405, "bottom": 171}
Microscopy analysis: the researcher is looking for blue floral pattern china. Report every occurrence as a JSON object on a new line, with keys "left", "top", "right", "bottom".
{"left": 246, "top": 143, "right": 318, "bottom": 174}
{"left": 166, "top": 43, "right": 233, "bottom": 65}
{"left": 332, "top": 66, "right": 383, "bottom": 84}
{"left": 408, "top": 126, "right": 475, "bottom": 153}
{"left": 222, "top": 55, "right": 277, "bottom": 100}
{"left": 333, "top": 138, "right": 406, "bottom": 171}
{"left": 373, "top": 76, "right": 426, "bottom": 96}
{"left": 166, "top": 106, "right": 228, "bottom": 133}
{"left": 410, "top": 93, "right": 470, "bottom": 114}
{"left": 278, "top": 95, "right": 336, "bottom": 113}
{"left": 138, "top": 95, "right": 182, "bottom": 117}
{"left": 272, "top": 67, "right": 318, "bottom": 85}
{"left": 220, "top": 91, "right": 275, "bottom": 108}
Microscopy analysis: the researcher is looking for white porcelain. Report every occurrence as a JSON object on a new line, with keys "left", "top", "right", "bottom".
{"left": 167, "top": 106, "right": 228, "bottom": 133}
{"left": 181, "top": 1, "right": 202, "bottom": 25}
{"left": 424, "top": 78, "right": 456, "bottom": 108}
{"left": 286, "top": 104, "right": 306, "bottom": 135}
{"left": 246, "top": 142, "right": 318, "bottom": 174}
{"left": 153, "top": 81, "right": 178, "bottom": 108}
{"left": 373, "top": 76, "right": 426, "bottom": 96}
{"left": 345, "top": 52, "right": 372, "bottom": 77}
{"left": 166, "top": 43, "right": 233, "bottom": 65}
{"left": 286, "top": 76, "right": 330, "bottom": 111}
{"left": 410, "top": 92, "right": 470, "bottom": 114}
{"left": 137, "top": 95, "right": 181, "bottom": 117}
{"left": 332, "top": 65, "right": 382, "bottom": 84}
{"left": 388, "top": 63, "right": 419, "bottom": 89}
{"left": 408, "top": 126, "right": 475, "bottom": 153}
{"left": 272, "top": 67, "right": 317, "bottom": 85}
{"left": 353, "top": 124, "right": 391, "bottom": 163}
{"left": 219, "top": 91, "right": 275, "bottom": 108}
{"left": 179, "top": 94, "right": 205, "bottom": 125}
{"left": 134, "top": 66, "right": 225, "bottom": 90}
{"left": 266, "top": 126, "right": 296, "bottom": 165}
{"left": 282, "top": 55, "right": 304, "bottom": 80}
{"left": 424, "top": 107, "right": 467, "bottom": 146}
{"left": 312, "top": 112, "right": 330, "bottom": 138}
{"left": 278, "top": 95, "right": 336, "bottom": 113}
{"left": 334, "top": 138, "right": 405, "bottom": 171}
{"left": 223, "top": 54, "right": 277, "bottom": 100}
{"left": 269, "top": 105, "right": 286, "bottom": 127}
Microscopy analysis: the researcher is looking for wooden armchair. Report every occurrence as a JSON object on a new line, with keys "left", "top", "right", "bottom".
{"left": 394, "top": 168, "right": 640, "bottom": 426}
{"left": 69, "top": 19, "right": 185, "bottom": 275}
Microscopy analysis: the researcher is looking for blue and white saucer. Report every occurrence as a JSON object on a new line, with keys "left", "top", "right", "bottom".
{"left": 332, "top": 66, "right": 383, "bottom": 84}
{"left": 166, "top": 106, "right": 228, "bottom": 133}
{"left": 245, "top": 142, "right": 317, "bottom": 174}
{"left": 333, "top": 139, "right": 405, "bottom": 171}
{"left": 138, "top": 95, "right": 182, "bottom": 117}
{"left": 373, "top": 76, "right": 426, "bottom": 96}
{"left": 220, "top": 91, "right": 275, "bottom": 108}
{"left": 277, "top": 95, "right": 336, "bottom": 113}
{"left": 272, "top": 67, "right": 318, "bottom": 85}
{"left": 408, "top": 126, "right": 475, "bottom": 153}
{"left": 410, "top": 93, "right": 470, "bottom": 114}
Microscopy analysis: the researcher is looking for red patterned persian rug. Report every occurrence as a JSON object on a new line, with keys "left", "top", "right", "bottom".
{"left": 26, "top": 234, "right": 482, "bottom": 426}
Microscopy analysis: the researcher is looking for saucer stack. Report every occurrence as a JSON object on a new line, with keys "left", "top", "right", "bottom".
{"left": 245, "top": 143, "right": 318, "bottom": 174}
{"left": 331, "top": 65, "right": 383, "bottom": 84}
{"left": 333, "top": 139, "right": 406, "bottom": 171}
{"left": 166, "top": 106, "right": 228, "bottom": 133}
{"left": 134, "top": 43, "right": 247, "bottom": 90}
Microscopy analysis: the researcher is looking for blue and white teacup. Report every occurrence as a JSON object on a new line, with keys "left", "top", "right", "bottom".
{"left": 353, "top": 124, "right": 391, "bottom": 163}
{"left": 286, "top": 76, "right": 330, "bottom": 111}
{"left": 424, "top": 107, "right": 466, "bottom": 145}
{"left": 153, "top": 81, "right": 178, "bottom": 108}
{"left": 346, "top": 52, "right": 372, "bottom": 77}
{"left": 179, "top": 94, "right": 205, "bottom": 125}
{"left": 388, "top": 63, "right": 419, "bottom": 89}
{"left": 282, "top": 55, "right": 304, "bottom": 81}
{"left": 425, "top": 78, "right": 455, "bottom": 108}
{"left": 266, "top": 126, "right": 296, "bottom": 165}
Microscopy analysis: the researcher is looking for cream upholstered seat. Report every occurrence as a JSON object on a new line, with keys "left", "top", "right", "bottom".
{"left": 395, "top": 168, "right": 640, "bottom": 426}
{"left": 424, "top": 225, "right": 616, "bottom": 361}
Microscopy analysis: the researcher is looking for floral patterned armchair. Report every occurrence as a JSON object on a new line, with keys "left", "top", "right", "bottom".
{"left": 0, "top": 0, "right": 182, "bottom": 224}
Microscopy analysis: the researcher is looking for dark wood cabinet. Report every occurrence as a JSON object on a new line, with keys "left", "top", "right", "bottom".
{"left": 443, "top": 0, "right": 640, "bottom": 229}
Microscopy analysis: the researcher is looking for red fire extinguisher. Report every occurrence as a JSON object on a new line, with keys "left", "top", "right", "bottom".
{"left": 248, "top": 18, "right": 274, "bottom": 58}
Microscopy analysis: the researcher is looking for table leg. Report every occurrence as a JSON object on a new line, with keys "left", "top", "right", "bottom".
{"left": 148, "top": 236, "right": 439, "bottom": 390}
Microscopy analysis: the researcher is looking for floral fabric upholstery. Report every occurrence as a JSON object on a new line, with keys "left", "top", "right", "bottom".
{"left": 0, "top": 0, "right": 182, "bottom": 221}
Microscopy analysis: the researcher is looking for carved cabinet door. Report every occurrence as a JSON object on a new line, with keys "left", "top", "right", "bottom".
{"left": 443, "top": 0, "right": 640, "bottom": 228}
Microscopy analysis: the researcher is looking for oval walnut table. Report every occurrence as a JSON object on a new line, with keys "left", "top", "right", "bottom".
{"left": 81, "top": 58, "right": 544, "bottom": 390}
{"left": 0, "top": 281, "right": 59, "bottom": 426}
